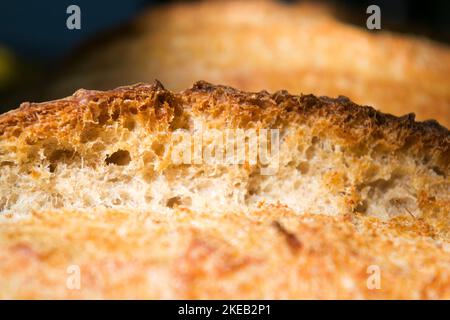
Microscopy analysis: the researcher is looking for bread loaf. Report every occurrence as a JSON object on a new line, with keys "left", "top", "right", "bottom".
{"left": 46, "top": 1, "right": 450, "bottom": 127}
{"left": 0, "top": 81, "right": 448, "bottom": 299}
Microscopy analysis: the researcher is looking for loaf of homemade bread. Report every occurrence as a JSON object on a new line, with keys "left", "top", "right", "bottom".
{"left": 0, "top": 81, "right": 448, "bottom": 299}
{"left": 46, "top": 0, "right": 450, "bottom": 127}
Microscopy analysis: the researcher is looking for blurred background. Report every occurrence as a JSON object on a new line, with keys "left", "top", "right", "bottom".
{"left": 0, "top": 0, "right": 449, "bottom": 126}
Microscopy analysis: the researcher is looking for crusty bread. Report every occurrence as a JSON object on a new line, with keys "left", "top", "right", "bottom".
{"left": 46, "top": 0, "right": 450, "bottom": 127}
{"left": 0, "top": 81, "right": 449, "bottom": 299}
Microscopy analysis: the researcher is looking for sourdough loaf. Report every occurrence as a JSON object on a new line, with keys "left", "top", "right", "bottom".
{"left": 0, "top": 81, "right": 449, "bottom": 299}
{"left": 46, "top": 1, "right": 450, "bottom": 127}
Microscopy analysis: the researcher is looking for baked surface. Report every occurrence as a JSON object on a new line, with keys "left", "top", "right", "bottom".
{"left": 0, "top": 81, "right": 449, "bottom": 299}
{"left": 46, "top": 0, "right": 450, "bottom": 127}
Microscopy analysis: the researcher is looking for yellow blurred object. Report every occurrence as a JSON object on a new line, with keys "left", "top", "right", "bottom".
{"left": 0, "top": 47, "right": 17, "bottom": 89}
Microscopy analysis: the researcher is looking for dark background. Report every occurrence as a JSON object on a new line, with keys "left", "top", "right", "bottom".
{"left": 0, "top": 0, "right": 449, "bottom": 112}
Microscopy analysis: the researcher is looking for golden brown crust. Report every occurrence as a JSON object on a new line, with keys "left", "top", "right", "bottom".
{"left": 0, "top": 82, "right": 169, "bottom": 138}
{"left": 187, "top": 81, "right": 449, "bottom": 151}
{"left": 2, "top": 81, "right": 448, "bottom": 170}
